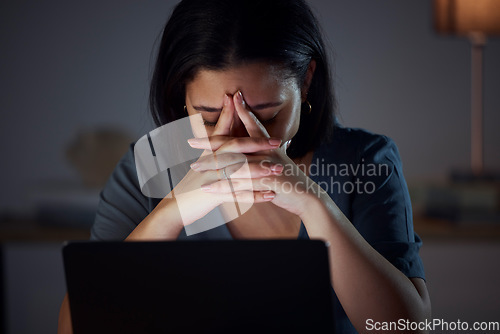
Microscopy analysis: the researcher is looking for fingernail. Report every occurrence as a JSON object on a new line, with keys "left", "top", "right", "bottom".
{"left": 224, "top": 94, "right": 230, "bottom": 106}
{"left": 190, "top": 162, "right": 199, "bottom": 170}
{"left": 271, "top": 164, "right": 283, "bottom": 172}
{"left": 269, "top": 138, "right": 282, "bottom": 146}
{"left": 235, "top": 91, "right": 244, "bottom": 105}
{"left": 187, "top": 138, "right": 199, "bottom": 146}
{"left": 263, "top": 192, "right": 275, "bottom": 200}
{"left": 201, "top": 184, "right": 211, "bottom": 191}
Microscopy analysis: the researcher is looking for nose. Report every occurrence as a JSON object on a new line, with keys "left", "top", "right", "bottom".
{"left": 229, "top": 111, "right": 249, "bottom": 137}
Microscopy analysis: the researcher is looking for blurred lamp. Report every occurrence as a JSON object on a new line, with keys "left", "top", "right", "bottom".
{"left": 433, "top": 0, "right": 500, "bottom": 177}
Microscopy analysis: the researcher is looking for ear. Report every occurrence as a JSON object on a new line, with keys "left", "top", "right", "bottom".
{"left": 301, "top": 59, "right": 316, "bottom": 102}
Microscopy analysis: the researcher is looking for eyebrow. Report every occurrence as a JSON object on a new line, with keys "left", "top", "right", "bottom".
{"left": 192, "top": 101, "right": 283, "bottom": 113}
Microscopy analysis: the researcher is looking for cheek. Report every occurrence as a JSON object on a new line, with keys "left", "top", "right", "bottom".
{"left": 274, "top": 85, "right": 302, "bottom": 140}
{"left": 186, "top": 111, "right": 213, "bottom": 138}
{"left": 267, "top": 103, "right": 301, "bottom": 140}
{"left": 286, "top": 107, "right": 301, "bottom": 139}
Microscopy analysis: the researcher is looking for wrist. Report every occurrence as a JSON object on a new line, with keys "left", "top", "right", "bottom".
{"left": 156, "top": 197, "right": 185, "bottom": 229}
{"left": 297, "top": 180, "right": 330, "bottom": 221}
{"left": 128, "top": 198, "right": 184, "bottom": 241}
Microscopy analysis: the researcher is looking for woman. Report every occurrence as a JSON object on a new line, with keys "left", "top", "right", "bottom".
{"left": 59, "top": 0, "right": 431, "bottom": 333}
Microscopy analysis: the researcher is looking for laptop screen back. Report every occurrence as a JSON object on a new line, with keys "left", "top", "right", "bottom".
{"left": 63, "top": 240, "right": 334, "bottom": 333}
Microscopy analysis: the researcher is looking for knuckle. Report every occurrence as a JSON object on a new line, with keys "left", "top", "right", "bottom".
{"left": 252, "top": 162, "right": 272, "bottom": 175}
{"left": 235, "top": 191, "right": 249, "bottom": 202}
{"left": 231, "top": 179, "right": 243, "bottom": 190}
{"left": 246, "top": 163, "right": 261, "bottom": 175}
{"left": 225, "top": 164, "right": 237, "bottom": 176}
{"left": 224, "top": 152, "right": 239, "bottom": 166}
{"left": 214, "top": 181, "right": 225, "bottom": 191}
{"left": 209, "top": 136, "right": 222, "bottom": 150}
{"left": 232, "top": 137, "right": 246, "bottom": 147}
{"left": 255, "top": 178, "right": 269, "bottom": 190}
{"left": 232, "top": 152, "right": 246, "bottom": 162}
{"left": 225, "top": 180, "right": 234, "bottom": 191}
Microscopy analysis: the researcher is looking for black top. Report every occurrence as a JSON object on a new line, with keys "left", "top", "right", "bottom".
{"left": 91, "top": 126, "right": 425, "bottom": 334}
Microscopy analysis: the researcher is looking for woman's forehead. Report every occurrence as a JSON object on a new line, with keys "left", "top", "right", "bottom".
{"left": 186, "top": 63, "right": 299, "bottom": 106}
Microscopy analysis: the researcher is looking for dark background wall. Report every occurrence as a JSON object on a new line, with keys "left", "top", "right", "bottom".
{"left": 1, "top": 1, "right": 499, "bottom": 333}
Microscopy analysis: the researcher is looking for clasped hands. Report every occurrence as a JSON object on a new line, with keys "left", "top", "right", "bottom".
{"left": 187, "top": 91, "right": 317, "bottom": 219}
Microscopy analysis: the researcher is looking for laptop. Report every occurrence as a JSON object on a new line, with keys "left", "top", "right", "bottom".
{"left": 63, "top": 240, "right": 335, "bottom": 333}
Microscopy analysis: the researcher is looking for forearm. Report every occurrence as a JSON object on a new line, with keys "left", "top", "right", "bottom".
{"left": 58, "top": 294, "right": 72, "bottom": 334}
{"left": 126, "top": 198, "right": 184, "bottom": 241}
{"left": 301, "top": 186, "right": 430, "bottom": 333}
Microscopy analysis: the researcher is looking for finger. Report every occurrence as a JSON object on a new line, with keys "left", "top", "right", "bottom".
{"left": 225, "top": 161, "right": 283, "bottom": 178}
{"left": 197, "top": 164, "right": 281, "bottom": 187}
{"left": 192, "top": 153, "right": 282, "bottom": 172}
{"left": 201, "top": 175, "right": 278, "bottom": 193}
{"left": 217, "top": 136, "right": 282, "bottom": 154}
{"left": 229, "top": 105, "right": 245, "bottom": 137}
{"left": 212, "top": 94, "right": 234, "bottom": 136}
{"left": 251, "top": 191, "right": 275, "bottom": 203}
{"left": 234, "top": 91, "right": 270, "bottom": 138}
{"left": 187, "top": 135, "right": 231, "bottom": 152}
{"left": 219, "top": 190, "right": 275, "bottom": 203}
{"left": 191, "top": 152, "right": 247, "bottom": 170}
{"left": 201, "top": 179, "right": 239, "bottom": 193}
{"left": 188, "top": 136, "right": 281, "bottom": 153}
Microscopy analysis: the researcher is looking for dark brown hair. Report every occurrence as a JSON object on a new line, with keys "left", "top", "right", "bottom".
{"left": 149, "top": 0, "right": 337, "bottom": 158}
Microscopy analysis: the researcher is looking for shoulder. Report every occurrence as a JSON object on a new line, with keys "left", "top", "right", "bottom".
{"left": 315, "top": 126, "right": 399, "bottom": 165}
{"left": 334, "top": 126, "right": 394, "bottom": 150}
{"left": 91, "top": 142, "right": 156, "bottom": 241}
{"left": 103, "top": 142, "right": 146, "bottom": 194}
{"left": 113, "top": 143, "right": 137, "bottom": 177}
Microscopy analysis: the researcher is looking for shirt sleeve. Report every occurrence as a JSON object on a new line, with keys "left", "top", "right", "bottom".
{"left": 350, "top": 133, "right": 425, "bottom": 280}
{"left": 90, "top": 144, "right": 152, "bottom": 241}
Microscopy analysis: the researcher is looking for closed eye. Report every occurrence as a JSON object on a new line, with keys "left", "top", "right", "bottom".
{"left": 202, "top": 112, "right": 279, "bottom": 127}
{"left": 202, "top": 119, "right": 218, "bottom": 127}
